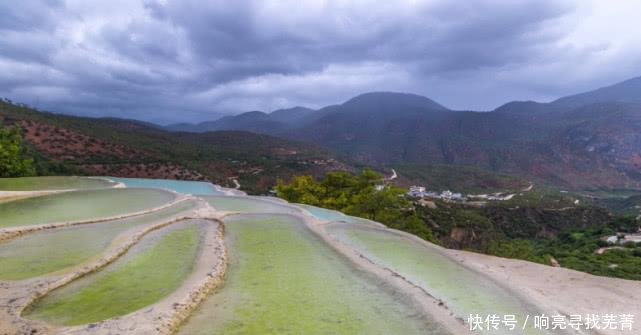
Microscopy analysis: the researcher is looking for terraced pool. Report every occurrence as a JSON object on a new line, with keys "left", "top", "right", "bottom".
{"left": 0, "top": 188, "right": 176, "bottom": 228}
{"left": 205, "top": 195, "right": 301, "bottom": 214}
{"left": 108, "top": 177, "right": 225, "bottom": 195}
{"left": 326, "top": 223, "right": 559, "bottom": 335}
{"left": 296, "top": 203, "right": 347, "bottom": 221}
{"left": 0, "top": 176, "right": 584, "bottom": 334}
{"left": 0, "top": 200, "right": 199, "bottom": 280}
{"left": 177, "top": 214, "right": 446, "bottom": 335}
{"left": 296, "top": 204, "right": 382, "bottom": 225}
{"left": 0, "top": 176, "right": 113, "bottom": 191}
{"left": 22, "top": 220, "right": 205, "bottom": 326}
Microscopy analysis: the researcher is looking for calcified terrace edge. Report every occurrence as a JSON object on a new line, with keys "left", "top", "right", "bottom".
{"left": 1, "top": 200, "right": 227, "bottom": 335}
{"left": 1, "top": 191, "right": 474, "bottom": 335}
{"left": 0, "top": 176, "right": 125, "bottom": 205}
{"left": 6, "top": 187, "right": 634, "bottom": 335}
{"left": 297, "top": 214, "right": 475, "bottom": 335}
{"left": 0, "top": 190, "right": 188, "bottom": 243}
{"left": 0, "top": 190, "right": 74, "bottom": 204}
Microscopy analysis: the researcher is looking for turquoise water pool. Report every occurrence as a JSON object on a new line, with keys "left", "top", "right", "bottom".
{"left": 108, "top": 177, "right": 225, "bottom": 195}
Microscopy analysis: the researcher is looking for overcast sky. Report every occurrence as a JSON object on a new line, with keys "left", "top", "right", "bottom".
{"left": 2, "top": 0, "right": 641, "bottom": 124}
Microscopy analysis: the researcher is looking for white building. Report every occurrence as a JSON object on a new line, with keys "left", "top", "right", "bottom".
{"left": 408, "top": 186, "right": 426, "bottom": 197}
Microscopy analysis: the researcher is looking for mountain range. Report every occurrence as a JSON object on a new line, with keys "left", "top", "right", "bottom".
{"left": 164, "top": 76, "right": 641, "bottom": 190}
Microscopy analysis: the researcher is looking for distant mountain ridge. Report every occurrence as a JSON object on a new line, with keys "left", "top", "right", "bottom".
{"left": 164, "top": 76, "right": 641, "bottom": 190}
{"left": 165, "top": 106, "right": 316, "bottom": 133}
{"left": 163, "top": 92, "right": 450, "bottom": 134}
{"left": 551, "top": 76, "right": 641, "bottom": 108}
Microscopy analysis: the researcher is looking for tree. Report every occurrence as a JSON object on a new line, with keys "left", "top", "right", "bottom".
{"left": 276, "top": 175, "right": 325, "bottom": 205}
{"left": 0, "top": 126, "right": 36, "bottom": 177}
{"left": 276, "top": 170, "right": 435, "bottom": 242}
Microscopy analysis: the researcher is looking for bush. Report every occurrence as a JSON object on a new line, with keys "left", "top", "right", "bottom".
{"left": 0, "top": 126, "right": 35, "bottom": 177}
{"left": 623, "top": 241, "right": 637, "bottom": 249}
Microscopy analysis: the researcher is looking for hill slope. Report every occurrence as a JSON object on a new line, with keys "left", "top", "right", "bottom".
{"left": 281, "top": 80, "right": 641, "bottom": 190}
{"left": 0, "top": 100, "right": 354, "bottom": 193}
{"left": 551, "top": 76, "right": 641, "bottom": 109}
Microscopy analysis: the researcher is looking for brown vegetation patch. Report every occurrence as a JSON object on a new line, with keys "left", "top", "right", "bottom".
{"left": 19, "top": 120, "right": 145, "bottom": 162}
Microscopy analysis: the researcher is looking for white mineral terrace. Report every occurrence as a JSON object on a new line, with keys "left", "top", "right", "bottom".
{"left": 0, "top": 177, "right": 639, "bottom": 335}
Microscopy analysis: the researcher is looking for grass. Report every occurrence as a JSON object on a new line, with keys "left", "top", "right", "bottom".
{"left": 488, "top": 229, "right": 641, "bottom": 281}
{"left": 0, "top": 176, "right": 112, "bottom": 190}
{"left": 178, "top": 214, "right": 440, "bottom": 335}
{"left": 22, "top": 223, "right": 201, "bottom": 326}
{"left": 0, "top": 200, "right": 198, "bottom": 280}
{"left": 0, "top": 188, "right": 175, "bottom": 228}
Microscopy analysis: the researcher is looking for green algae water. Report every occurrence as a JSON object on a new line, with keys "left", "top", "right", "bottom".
{"left": 22, "top": 220, "right": 205, "bottom": 326}
{"left": 0, "top": 188, "right": 175, "bottom": 228}
{"left": 0, "top": 200, "right": 199, "bottom": 281}
{"left": 178, "top": 214, "right": 447, "bottom": 335}
{"left": 0, "top": 176, "right": 113, "bottom": 191}
{"left": 205, "top": 195, "right": 301, "bottom": 214}
{"left": 326, "top": 223, "right": 563, "bottom": 335}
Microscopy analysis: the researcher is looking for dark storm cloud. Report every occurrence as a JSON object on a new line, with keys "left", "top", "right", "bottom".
{"left": 0, "top": 0, "right": 638, "bottom": 123}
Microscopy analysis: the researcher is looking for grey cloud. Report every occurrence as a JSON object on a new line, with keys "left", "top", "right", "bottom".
{"left": 0, "top": 0, "right": 64, "bottom": 31}
{"left": 0, "top": 0, "right": 638, "bottom": 123}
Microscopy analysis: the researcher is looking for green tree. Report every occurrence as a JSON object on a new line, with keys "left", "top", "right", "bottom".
{"left": 0, "top": 126, "right": 36, "bottom": 177}
{"left": 277, "top": 170, "right": 435, "bottom": 242}
{"left": 276, "top": 175, "right": 325, "bottom": 205}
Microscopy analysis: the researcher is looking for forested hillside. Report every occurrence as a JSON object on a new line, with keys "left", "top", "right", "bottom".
{"left": 278, "top": 170, "right": 641, "bottom": 280}
{"left": 0, "top": 99, "right": 355, "bottom": 193}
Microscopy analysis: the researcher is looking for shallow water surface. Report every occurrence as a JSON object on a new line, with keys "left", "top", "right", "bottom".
{"left": 22, "top": 220, "right": 205, "bottom": 326}
{"left": 0, "top": 200, "right": 199, "bottom": 280}
{"left": 0, "top": 188, "right": 175, "bottom": 228}
{"left": 205, "top": 196, "right": 300, "bottom": 214}
{"left": 0, "top": 176, "right": 113, "bottom": 191}
{"left": 295, "top": 203, "right": 347, "bottom": 221}
{"left": 108, "top": 177, "right": 224, "bottom": 195}
{"left": 295, "top": 204, "right": 381, "bottom": 225}
{"left": 326, "top": 223, "right": 564, "bottom": 335}
{"left": 178, "top": 214, "right": 446, "bottom": 335}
